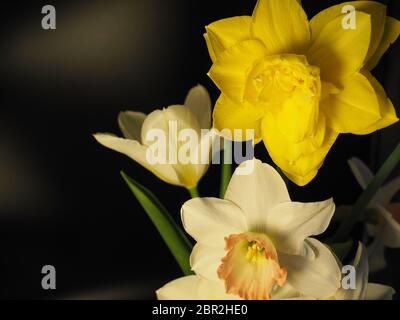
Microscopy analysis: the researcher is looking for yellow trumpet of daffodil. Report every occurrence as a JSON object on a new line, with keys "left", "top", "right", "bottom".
{"left": 205, "top": 0, "right": 400, "bottom": 186}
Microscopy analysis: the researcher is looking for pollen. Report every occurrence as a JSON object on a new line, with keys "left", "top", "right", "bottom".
{"left": 246, "top": 241, "right": 265, "bottom": 263}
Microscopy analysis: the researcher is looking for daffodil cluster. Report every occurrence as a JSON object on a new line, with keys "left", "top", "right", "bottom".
{"left": 93, "top": 0, "right": 400, "bottom": 301}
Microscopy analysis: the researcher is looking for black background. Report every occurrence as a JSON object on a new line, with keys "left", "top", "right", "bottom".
{"left": 0, "top": 0, "right": 399, "bottom": 299}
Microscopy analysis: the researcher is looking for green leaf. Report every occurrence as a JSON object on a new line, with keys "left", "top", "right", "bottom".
{"left": 121, "top": 171, "right": 193, "bottom": 275}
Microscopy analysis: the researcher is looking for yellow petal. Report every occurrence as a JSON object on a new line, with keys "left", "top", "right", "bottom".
{"left": 276, "top": 89, "right": 319, "bottom": 143}
{"left": 352, "top": 70, "right": 398, "bottom": 134}
{"left": 208, "top": 39, "right": 267, "bottom": 103}
{"left": 321, "top": 72, "right": 381, "bottom": 133}
{"left": 365, "top": 16, "right": 400, "bottom": 70}
{"left": 310, "top": 1, "right": 386, "bottom": 64}
{"left": 204, "top": 33, "right": 217, "bottom": 63}
{"left": 213, "top": 94, "right": 264, "bottom": 142}
{"left": 261, "top": 112, "right": 338, "bottom": 186}
{"left": 204, "top": 16, "right": 252, "bottom": 62}
{"left": 308, "top": 11, "right": 371, "bottom": 86}
{"left": 250, "top": 0, "right": 310, "bottom": 55}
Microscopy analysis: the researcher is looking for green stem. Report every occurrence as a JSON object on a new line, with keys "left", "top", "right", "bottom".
{"left": 188, "top": 186, "right": 200, "bottom": 198}
{"left": 333, "top": 143, "right": 400, "bottom": 242}
{"left": 220, "top": 142, "right": 232, "bottom": 198}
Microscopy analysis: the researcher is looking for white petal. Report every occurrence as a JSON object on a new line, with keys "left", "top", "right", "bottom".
{"left": 93, "top": 133, "right": 180, "bottom": 185}
{"left": 367, "top": 233, "right": 387, "bottom": 273}
{"left": 156, "top": 275, "right": 201, "bottom": 300}
{"left": 224, "top": 159, "right": 290, "bottom": 232}
{"left": 272, "top": 283, "right": 304, "bottom": 300}
{"left": 379, "top": 206, "right": 400, "bottom": 248}
{"left": 197, "top": 278, "right": 239, "bottom": 300}
{"left": 181, "top": 197, "right": 247, "bottom": 247}
{"left": 140, "top": 105, "right": 205, "bottom": 188}
{"left": 380, "top": 176, "right": 400, "bottom": 206}
{"left": 335, "top": 242, "right": 368, "bottom": 300}
{"left": 279, "top": 238, "right": 341, "bottom": 299}
{"left": 141, "top": 105, "right": 200, "bottom": 146}
{"left": 190, "top": 243, "right": 226, "bottom": 281}
{"left": 365, "top": 283, "right": 395, "bottom": 300}
{"left": 347, "top": 157, "right": 374, "bottom": 189}
{"left": 184, "top": 85, "right": 212, "bottom": 129}
{"left": 192, "top": 128, "right": 221, "bottom": 182}
{"left": 156, "top": 275, "right": 237, "bottom": 300}
{"left": 118, "top": 111, "right": 146, "bottom": 141}
{"left": 266, "top": 199, "right": 335, "bottom": 255}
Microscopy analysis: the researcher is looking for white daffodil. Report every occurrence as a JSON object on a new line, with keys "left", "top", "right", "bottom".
{"left": 157, "top": 275, "right": 238, "bottom": 300}
{"left": 156, "top": 243, "right": 395, "bottom": 300}
{"left": 348, "top": 157, "right": 400, "bottom": 272}
{"left": 94, "top": 85, "right": 217, "bottom": 189}
{"left": 175, "top": 159, "right": 340, "bottom": 300}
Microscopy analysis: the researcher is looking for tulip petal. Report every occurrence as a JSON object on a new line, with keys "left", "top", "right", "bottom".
{"left": 279, "top": 238, "right": 341, "bottom": 298}
{"left": 308, "top": 12, "right": 371, "bottom": 85}
{"left": 224, "top": 159, "right": 290, "bottom": 232}
{"left": 181, "top": 198, "right": 247, "bottom": 247}
{"left": 365, "top": 283, "right": 395, "bottom": 300}
{"left": 140, "top": 105, "right": 203, "bottom": 188}
{"left": 141, "top": 105, "right": 200, "bottom": 146}
{"left": 334, "top": 242, "right": 368, "bottom": 300}
{"left": 157, "top": 275, "right": 236, "bottom": 300}
{"left": 310, "top": 1, "right": 386, "bottom": 64}
{"left": 205, "top": 16, "right": 252, "bottom": 62}
{"left": 365, "top": 16, "right": 400, "bottom": 70}
{"left": 321, "top": 72, "right": 381, "bottom": 133}
{"left": 190, "top": 243, "right": 226, "bottom": 281}
{"left": 213, "top": 94, "right": 264, "bottom": 142}
{"left": 250, "top": 0, "right": 310, "bottom": 55}
{"left": 266, "top": 199, "right": 335, "bottom": 255}
{"left": 208, "top": 39, "right": 268, "bottom": 103}
{"left": 93, "top": 133, "right": 180, "bottom": 186}
{"left": 184, "top": 85, "right": 212, "bottom": 129}
{"left": 118, "top": 111, "right": 146, "bottom": 141}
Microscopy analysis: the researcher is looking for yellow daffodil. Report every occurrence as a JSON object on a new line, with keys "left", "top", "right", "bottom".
{"left": 205, "top": 0, "right": 400, "bottom": 186}
{"left": 171, "top": 159, "right": 341, "bottom": 300}
{"left": 348, "top": 157, "right": 400, "bottom": 272}
{"left": 94, "top": 85, "right": 216, "bottom": 189}
{"left": 157, "top": 243, "right": 394, "bottom": 300}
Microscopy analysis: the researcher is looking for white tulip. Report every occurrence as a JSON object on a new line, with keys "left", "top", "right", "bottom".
{"left": 94, "top": 85, "right": 217, "bottom": 189}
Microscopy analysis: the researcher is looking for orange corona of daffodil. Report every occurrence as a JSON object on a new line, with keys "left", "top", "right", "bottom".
{"left": 205, "top": 0, "right": 400, "bottom": 186}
